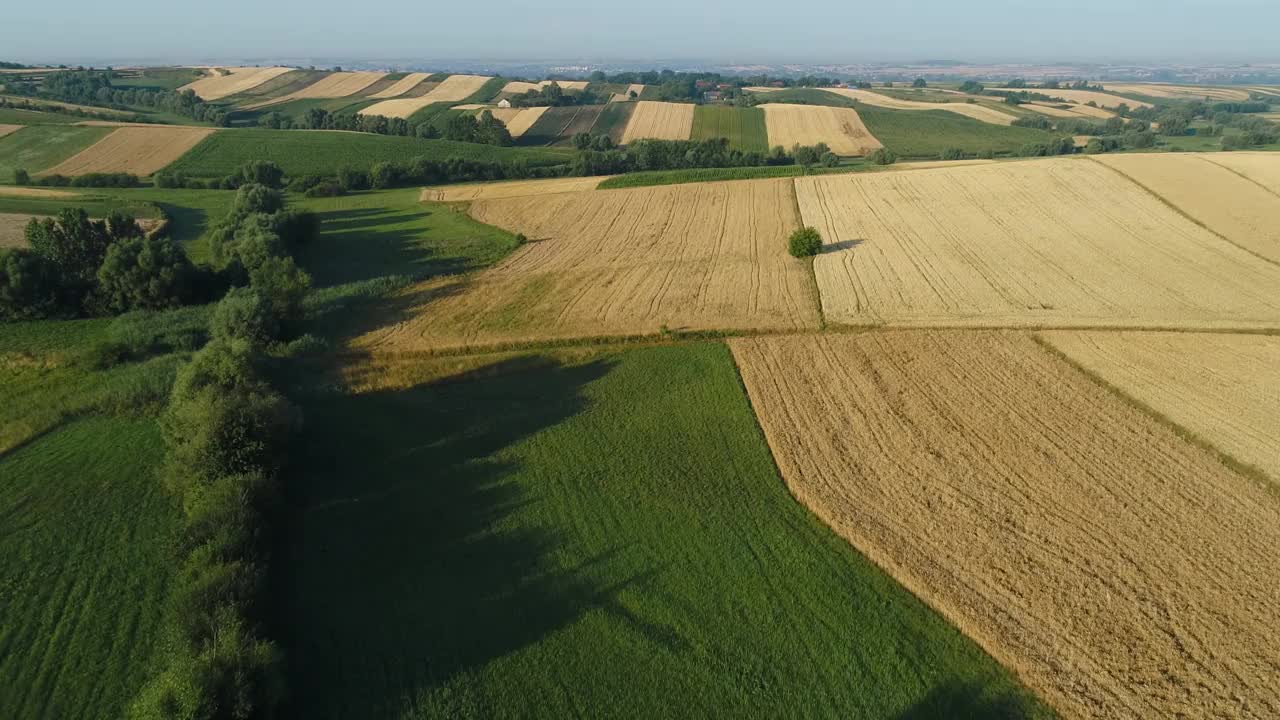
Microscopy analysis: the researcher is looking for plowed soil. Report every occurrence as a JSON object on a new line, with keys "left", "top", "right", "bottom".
{"left": 730, "top": 330, "right": 1280, "bottom": 720}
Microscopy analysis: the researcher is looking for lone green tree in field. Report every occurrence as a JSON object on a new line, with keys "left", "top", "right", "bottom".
{"left": 913, "top": 77, "right": 928, "bottom": 88}
{"left": 788, "top": 227, "right": 823, "bottom": 258}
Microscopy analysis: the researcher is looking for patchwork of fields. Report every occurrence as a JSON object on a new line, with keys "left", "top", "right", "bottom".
{"left": 37, "top": 126, "right": 216, "bottom": 176}
{"left": 620, "top": 101, "right": 696, "bottom": 142}
{"left": 758, "top": 103, "right": 882, "bottom": 155}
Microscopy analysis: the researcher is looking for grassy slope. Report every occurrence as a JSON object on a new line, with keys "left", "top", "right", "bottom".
{"left": 280, "top": 342, "right": 1050, "bottom": 719}
{"left": 165, "top": 130, "right": 574, "bottom": 178}
{"left": 109, "top": 67, "right": 202, "bottom": 91}
{"left": 114, "top": 187, "right": 237, "bottom": 262}
{"left": 0, "top": 193, "right": 162, "bottom": 219}
{"left": 857, "top": 105, "right": 1055, "bottom": 158}
{"left": 592, "top": 102, "right": 636, "bottom": 144}
{"left": 0, "top": 125, "right": 113, "bottom": 181}
{"left": 692, "top": 105, "right": 769, "bottom": 152}
{"left": 0, "top": 108, "right": 82, "bottom": 125}
{"left": 0, "top": 416, "right": 179, "bottom": 720}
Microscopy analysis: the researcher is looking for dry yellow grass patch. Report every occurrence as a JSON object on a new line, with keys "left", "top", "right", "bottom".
{"left": 360, "top": 74, "right": 494, "bottom": 119}
{"left": 795, "top": 158, "right": 1280, "bottom": 328}
{"left": 38, "top": 126, "right": 215, "bottom": 177}
{"left": 1043, "top": 331, "right": 1280, "bottom": 480}
{"left": 1104, "top": 83, "right": 1251, "bottom": 101}
{"left": 502, "top": 80, "right": 589, "bottom": 94}
{"left": 359, "top": 179, "right": 819, "bottom": 351}
{"left": 0, "top": 187, "right": 76, "bottom": 198}
{"left": 487, "top": 107, "right": 549, "bottom": 138}
{"left": 610, "top": 83, "right": 646, "bottom": 102}
{"left": 619, "top": 101, "right": 695, "bottom": 143}
{"left": 731, "top": 330, "right": 1280, "bottom": 720}
{"left": 1025, "top": 88, "right": 1151, "bottom": 109}
{"left": 0, "top": 124, "right": 21, "bottom": 139}
{"left": 367, "top": 72, "right": 433, "bottom": 99}
{"left": 0, "top": 214, "right": 35, "bottom": 248}
{"left": 758, "top": 104, "right": 882, "bottom": 156}
{"left": 1203, "top": 151, "right": 1280, "bottom": 194}
{"left": 243, "top": 71, "right": 387, "bottom": 109}
{"left": 178, "top": 66, "right": 293, "bottom": 100}
{"left": 817, "top": 88, "right": 1017, "bottom": 125}
{"left": 1095, "top": 153, "right": 1280, "bottom": 263}
{"left": 420, "top": 176, "right": 611, "bottom": 202}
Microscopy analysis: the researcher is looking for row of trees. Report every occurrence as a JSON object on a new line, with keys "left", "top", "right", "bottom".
{"left": 13, "top": 70, "right": 229, "bottom": 125}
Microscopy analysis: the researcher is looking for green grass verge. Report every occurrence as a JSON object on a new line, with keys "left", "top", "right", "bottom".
{"left": 0, "top": 193, "right": 162, "bottom": 219}
{"left": 279, "top": 342, "right": 1051, "bottom": 718}
{"left": 596, "top": 161, "right": 874, "bottom": 189}
{"left": 692, "top": 105, "right": 769, "bottom": 152}
{"left": 163, "top": 129, "right": 575, "bottom": 179}
{"left": 857, "top": 105, "right": 1055, "bottom": 158}
{"left": 109, "top": 67, "right": 202, "bottom": 91}
{"left": 0, "top": 108, "right": 83, "bottom": 125}
{"left": 0, "top": 125, "right": 113, "bottom": 181}
{"left": 0, "top": 416, "right": 180, "bottom": 720}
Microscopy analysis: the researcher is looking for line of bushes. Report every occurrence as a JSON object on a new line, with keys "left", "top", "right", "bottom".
{"left": 14, "top": 168, "right": 141, "bottom": 188}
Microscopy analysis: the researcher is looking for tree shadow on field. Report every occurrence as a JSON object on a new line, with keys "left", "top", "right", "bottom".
{"left": 895, "top": 679, "right": 1043, "bottom": 720}
{"left": 276, "top": 354, "right": 651, "bottom": 719}
{"left": 296, "top": 207, "right": 473, "bottom": 289}
{"left": 821, "top": 238, "right": 864, "bottom": 254}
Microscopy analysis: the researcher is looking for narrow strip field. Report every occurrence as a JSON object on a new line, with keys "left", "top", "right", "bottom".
{"left": 610, "top": 83, "right": 645, "bottom": 102}
{"left": 361, "top": 75, "right": 494, "bottom": 119}
{"left": 758, "top": 104, "right": 881, "bottom": 156}
{"left": 730, "top": 330, "right": 1280, "bottom": 720}
{"left": 502, "top": 80, "right": 589, "bottom": 93}
{"left": 1023, "top": 101, "right": 1116, "bottom": 120}
{"left": 367, "top": 72, "right": 432, "bottom": 98}
{"left": 178, "top": 65, "right": 293, "bottom": 100}
{"left": 691, "top": 105, "right": 768, "bottom": 152}
{"left": 359, "top": 179, "right": 819, "bottom": 350}
{"left": 1094, "top": 153, "right": 1280, "bottom": 263}
{"left": 421, "top": 176, "right": 609, "bottom": 201}
{"left": 796, "top": 158, "right": 1280, "bottom": 328}
{"left": 1104, "top": 83, "right": 1251, "bottom": 101}
{"left": 817, "top": 88, "right": 1018, "bottom": 125}
{"left": 243, "top": 71, "right": 387, "bottom": 109}
{"left": 38, "top": 126, "right": 216, "bottom": 176}
{"left": 282, "top": 343, "right": 1048, "bottom": 718}
{"left": 488, "top": 106, "right": 549, "bottom": 138}
{"left": 1042, "top": 331, "right": 1280, "bottom": 480}
{"left": 1010, "top": 88, "right": 1151, "bottom": 110}
{"left": 620, "top": 101, "right": 695, "bottom": 143}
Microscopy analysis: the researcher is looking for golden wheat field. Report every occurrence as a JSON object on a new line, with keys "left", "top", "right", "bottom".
{"left": 757, "top": 104, "right": 882, "bottom": 156}
{"left": 1028, "top": 88, "right": 1152, "bottom": 109}
{"left": 795, "top": 158, "right": 1280, "bottom": 328}
{"left": 367, "top": 72, "right": 433, "bottom": 99}
{"left": 178, "top": 66, "right": 293, "bottom": 100}
{"left": 359, "top": 179, "right": 819, "bottom": 350}
{"left": 1104, "top": 83, "right": 1251, "bottom": 101}
{"left": 815, "top": 88, "right": 1018, "bottom": 125}
{"left": 37, "top": 126, "right": 216, "bottom": 176}
{"left": 1043, "top": 330, "right": 1280, "bottom": 480}
{"left": 501, "top": 80, "right": 589, "bottom": 94}
{"left": 242, "top": 71, "right": 386, "bottom": 109}
{"left": 1095, "top": 153, "right": 1280, "bottom": 263}
{"left": 619, "top": 101, "right": 695, "bottom": 143}
{"left": 359, "top": 74, "right": 494, "bottom": 119}
{"left": 487, "top": 107, "right": 549, "bottom": 138}
{"left": 731, "top": 330, "right": 1280, "bottom": 720}
{"left": 1204, "top": 151, "right": 1280, "bottom": 193}
{"left": 1024, "top": 101, "right": 1116, "bottom": 120}
{"left": 420, "top": 176, "right": 610, "bottom": 202}
{"left": 610, "top": 83, "right": 646, "bottom": 102}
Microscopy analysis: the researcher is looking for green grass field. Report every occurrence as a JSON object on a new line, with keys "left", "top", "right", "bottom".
{"left": 462, "top": 76, "right": 507, "bottom": 105}
{"left": 279, "top": 342, "right": 1049, "bottom": 719}
{"left": 0, "top": 193, "right": 162, "bottom": 219}
{"left": 165, "top": 130, "right": 574, "bottom": 178}
{"left": 857, "top": 106, "right": 1055, "bottom": 158}
{"left": 591, "top": 102, "right": 636, "bottom": 144}
{"left": 0, "top": 108, "right": 83, "bottom": 124}
{"left": 0, "top": 125, "right": 113, "bottom": 181}
{"left": 109, "top": 67, "right": 202, "bottom": 91}
{"left": 692, "top": 105, "right": 769, "bottom": 152}
{"left": 112, "top": 187, "right": 237, "bottom": 262}
{"left": 0, "top": 416, "right": 180, "bottom": 720}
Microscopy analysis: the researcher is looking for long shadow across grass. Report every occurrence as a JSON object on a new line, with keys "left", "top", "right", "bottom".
{"left": 276, "top": 355, "right": 629, "bottom": 718}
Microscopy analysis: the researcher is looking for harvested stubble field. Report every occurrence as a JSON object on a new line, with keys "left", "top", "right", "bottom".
{"left": 488, "top": 107, "right": 549, "bottom": 138}
{"left": 359, "top": 179, "right": 819, "bottom": 350}
{"left": 37, "top": 126, "right": 216, "bottom": 177}
{"left": 1103, "top": 83, "right": 1251, "bottom": 101}
{"left": 243, "top": 71, "right": 387, "bottom": 109}
{"left": 1043, "top": 331, "right": 1280, "bottom": 481}
{"left": 1095, "top": 153, "right": 1280, "bottom": 263}
{"left": 501, "top": 79, "right": 589, "bottom": 94}
{"left": 360, "top": 74, "right": 494, "bottom": 119}
{"left": 367, "top": 72, "right": 432, "bottom": 98}
{"left": 758, "top": 103, "right": 882, "bottom": 156}
{"left": 1019, "top": 88, "right": 1151, "bottom": 110}
{"left": 1204, "top": 151, "right": 1280, "bottom": 193}
{"left": 1024, "top": 101, "right": 1116, "bottom": 120}
{"left": 0, "top": 213, "right": 34, "bottom": 247}
{"left": 0, "top": 124, "right": 21, "bottom": 139}
{"left": 815, "top": 88, "right": 1018, "bottom": 125}
{"left": 178, "top": 66, "right": 293, "bottom": 100}
{"left": 731, "top": 330, "right": 1280, "bottom": 720}
{"left": 421, "top": 176, "right": 608, "bottom": 201}
{"left": 795, "top": 158, "right": 1280, "bottom": 328}
{"left": 620, "top": 101, "right": 695, "bottom": 143}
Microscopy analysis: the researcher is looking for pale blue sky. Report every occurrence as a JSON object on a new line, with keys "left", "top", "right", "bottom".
{"left": 4, "top": 0, "right": 1277, "bottom": 64}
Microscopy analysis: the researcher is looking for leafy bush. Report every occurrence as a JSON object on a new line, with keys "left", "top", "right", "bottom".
{"left": 232, "top": 184, "right": 284, "bottom": 215}
{"left": 238, "top": 160, "right": 284, "bottom": 189}
{"left": 248, "top": 256, "right": 310, "bottom": 328}
{"left": 210, "top": 288, "right": 279, "bottom": 346}
{"left": 95, "top": 235, "right": 195, "bottom": 314}
{"left": 0, "top": 248, "right": 62, "bottom": 320}
{"left": 788, "top": 226, "right": 823, "bottom": 258}
{"left": 868, "top": 148, "right": 897, "bottom": 165}
{"left": 338, "top": 167, "right": 371, "bottom": 192}
{"left": 939, "top": 147, "right": 966, "bottom": 161}
{"left": 13, "top": 168, "right": 30, "bottom": 185}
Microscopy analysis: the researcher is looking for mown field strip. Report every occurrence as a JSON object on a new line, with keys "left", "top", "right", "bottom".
{"left": 359, "top": 179, "right": 820, "bottom": 351}
{"left": 758, "top": 104, "right": 882, "bottom": 156}
{"left": 812, "top": 87, "right": 1019, "bottom": 125}
{"left": 619, "top": 101, "right": 695, "bottom": 143}
{"left": 1094, "top": 153, "right": 1280, "bottom": 264}
{"left": 1024, "top": 101, "right": 1116, "bottom": 120}
{"left": 360, "top": 75, "right": 494, "bottom": 119}
{"left": 1042, "top": 331, "right": 1280, "bottom": 481}
{"left": 38, "top": 126, "right": 217, "bottom": 177}
{"left": 1103, "top": 83, "right": 1250, "bottom": 101}
{"left": 178, "top": 66, "right": 293, "bottom": 100}
{"left": 368, "top": 72, "right": 432, "bottom": 99}
{"left": 242, "top": 71, "right": 387, "bottom": 109}
{"left": 731, "top": 330, "right": 1280, "bottom": 720}
{"left": 421, "top": 176, "right": 610, "bottom": 201}
{"left": 796, "top": 157, "right": 1280, "bottom": 329}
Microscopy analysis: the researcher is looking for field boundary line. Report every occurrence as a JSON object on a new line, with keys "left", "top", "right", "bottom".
{"left": 1087, "top": 156, "right": 1280, "bottom": 269}
{"left": 1196, "top": 155, "right": 1280, "bottom": 202}
{"left": 789, "top": 178, "right": 827, "bottom": 329}
{"left": 1030, "top": 333, "right": 1278, "bottom": 497}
